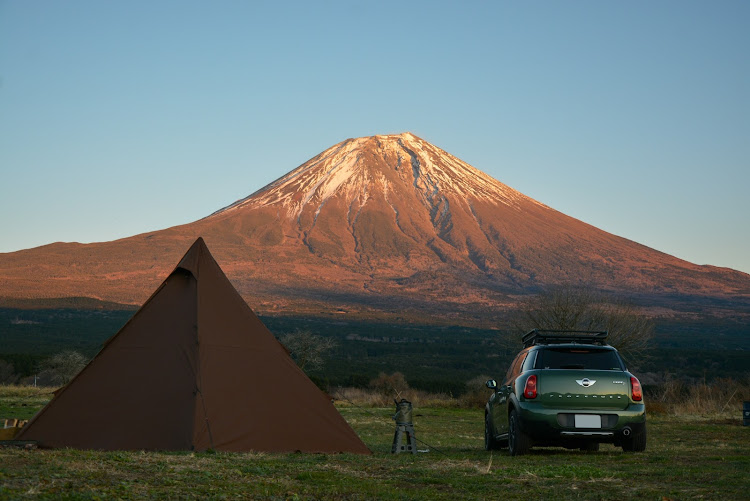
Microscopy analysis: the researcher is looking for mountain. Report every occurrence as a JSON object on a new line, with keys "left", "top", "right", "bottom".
{"left": 2, "top": 133, "right": 749, "bottom": 323}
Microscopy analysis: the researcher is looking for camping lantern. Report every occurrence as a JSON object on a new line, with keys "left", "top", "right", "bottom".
{"left": 391, "top": 399, "right": 417, "bottom": 454}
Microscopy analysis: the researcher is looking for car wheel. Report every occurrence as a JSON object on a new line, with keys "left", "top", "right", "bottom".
{"left": 579, "top": 442, "right": 599, "bottom": 452}
{"left": 621, "top": 424, "right": 647, "bottom": 452}
{"left": 485, "top": 412, "right": 500, "bottom": 451}
{"left": 508, "top": 409, "right": 531, "bottom": 456}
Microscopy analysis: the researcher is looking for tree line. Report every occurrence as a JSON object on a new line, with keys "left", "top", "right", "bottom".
{"left": 2, "top": 285, "right": 658, "bottom": 393}
{"left": 0, "top": 350, "right": 87, "bottom": 386}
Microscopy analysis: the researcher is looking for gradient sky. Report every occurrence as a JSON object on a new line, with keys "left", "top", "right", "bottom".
{"left": 1, "top": 1, "right": 748, "bottom": 273}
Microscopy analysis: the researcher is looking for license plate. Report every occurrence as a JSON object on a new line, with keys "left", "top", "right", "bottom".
{"left": 574, "top": 414, "right": 601, "bottom": 428}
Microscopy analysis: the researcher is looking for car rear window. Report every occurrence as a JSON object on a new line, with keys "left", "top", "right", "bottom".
{"left": 536, "top": 347, "right": 624, "bottom": 370}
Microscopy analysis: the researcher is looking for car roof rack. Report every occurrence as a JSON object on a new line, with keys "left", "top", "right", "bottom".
{"left": 522, "top": 329, "right": 609, "bottom": 348}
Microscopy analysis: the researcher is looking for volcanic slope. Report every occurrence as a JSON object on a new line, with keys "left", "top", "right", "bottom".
{"left": 1, "top": 133, "right": 748, "bottom": 319}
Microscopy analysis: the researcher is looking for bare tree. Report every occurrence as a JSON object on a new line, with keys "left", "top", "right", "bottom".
{"left": 369, "top": 372, "right": 410, "bottom": 396}
{"left": 516, "top": 285, "right": 653, "bottom": 358}
{"left": 279, "top": 329, "right": 337, "bottom": 372}
{"left": 38, "top": 350, "right": 88, "bottom": 386}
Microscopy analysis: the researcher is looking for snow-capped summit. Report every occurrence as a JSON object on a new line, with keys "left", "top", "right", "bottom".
{"left": 213, "top": 132, "right": 539, "bottom": 221}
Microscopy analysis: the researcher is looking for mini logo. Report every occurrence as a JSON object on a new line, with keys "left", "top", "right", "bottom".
{"left": 576, "top": 378, "right": 596, "bottom": 387}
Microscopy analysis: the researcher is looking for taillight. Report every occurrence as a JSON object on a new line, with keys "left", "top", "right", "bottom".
{"left": 524, "top": 375, "right": 537, "bottom": 399}
{"left": 630, "top": 376, "right": 642, "bottom": 402}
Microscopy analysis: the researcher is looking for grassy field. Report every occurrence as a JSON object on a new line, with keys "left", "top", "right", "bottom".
{"left": 1, "top": 387, "right": 749, "bottom": 500}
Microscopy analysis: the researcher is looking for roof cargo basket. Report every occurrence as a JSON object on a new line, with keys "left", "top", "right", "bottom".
{"left": 522, "top": 329, "right": 609, "bottom": 348}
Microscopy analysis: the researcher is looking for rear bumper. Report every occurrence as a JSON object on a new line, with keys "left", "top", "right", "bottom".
{"left": 516, "top": 401, "right": 646, "bottom": 445}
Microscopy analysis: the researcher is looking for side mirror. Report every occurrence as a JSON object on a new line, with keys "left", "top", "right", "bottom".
{"left": 485, "top": 379, "right": 497, "bottom": 390}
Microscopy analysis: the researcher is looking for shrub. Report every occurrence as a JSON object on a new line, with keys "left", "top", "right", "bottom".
{"left": 36, "top": 350, "right": 87, "bottom": 387}
{"left": 459, "top": 375, "right": 492, "bottom": 409}
{"left": 369, "top": 372, "right": 409, "bottom": 397}
{"left": 0, "top": 360, "right": 18, "bottom": 385}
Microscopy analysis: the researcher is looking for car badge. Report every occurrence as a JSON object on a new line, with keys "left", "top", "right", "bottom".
{"left": 576, "top": 378, "right": 596, "bottom": 387}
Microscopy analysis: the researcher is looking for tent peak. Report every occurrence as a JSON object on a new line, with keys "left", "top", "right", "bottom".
{"left": 175, "top": 237, "right": 211, "bottom": 279}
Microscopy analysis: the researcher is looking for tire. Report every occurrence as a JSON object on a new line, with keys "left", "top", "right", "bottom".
{"left": 580, "top": 442, "right": 599, "bottom": 452}
{"left": 485, "top": 412, "right": 500, "bottom": 451}
{"left": 508, "top": 409, "right": 532, "bottom": 456}
{"left": 621, "top": 424, "right": 647, "bottom": 452}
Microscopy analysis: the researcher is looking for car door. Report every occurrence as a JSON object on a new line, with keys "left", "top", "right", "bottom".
{"left": 492, "top": 351, "right": 527, "bottom": 436}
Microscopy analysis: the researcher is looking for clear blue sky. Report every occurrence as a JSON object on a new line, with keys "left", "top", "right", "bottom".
{"left": 1, "top": 1, "right": 748, "bottom": 273}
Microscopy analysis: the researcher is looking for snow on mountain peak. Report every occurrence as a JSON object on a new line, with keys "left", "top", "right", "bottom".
{"left": 211, "top": 133, "right": 543, "bottom": 220}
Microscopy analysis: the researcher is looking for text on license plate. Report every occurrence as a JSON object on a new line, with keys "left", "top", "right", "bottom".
{"left": 574, "top": 414, "right": 602, "bottom": 428}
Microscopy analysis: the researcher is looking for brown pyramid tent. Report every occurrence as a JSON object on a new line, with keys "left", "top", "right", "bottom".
{"left": 18, "top": 238, "right": 370, "bottom": 454}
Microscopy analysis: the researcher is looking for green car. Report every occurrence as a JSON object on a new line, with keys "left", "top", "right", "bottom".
{"left": 485, "top": 330, "right": 646, "bottom": 455}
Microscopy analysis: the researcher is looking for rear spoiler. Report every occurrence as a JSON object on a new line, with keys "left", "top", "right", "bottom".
{"left": 522, "top": 329, "right": 609, "bottom": 348}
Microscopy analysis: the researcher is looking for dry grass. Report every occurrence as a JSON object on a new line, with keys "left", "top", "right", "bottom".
{"left": 647, "top": 377, "right": 750, "bottom": 418}
{"left": 3, "top": 378, "right": 748, "bottom": 420}
{"left": 334, "top": 377, "right": 750, "bottom": 417}
{"left": 0, "top": 384, "right": 57, "bottom": 398}
{"left": 332, "top": 386, "right": 460, "bottom": 408}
